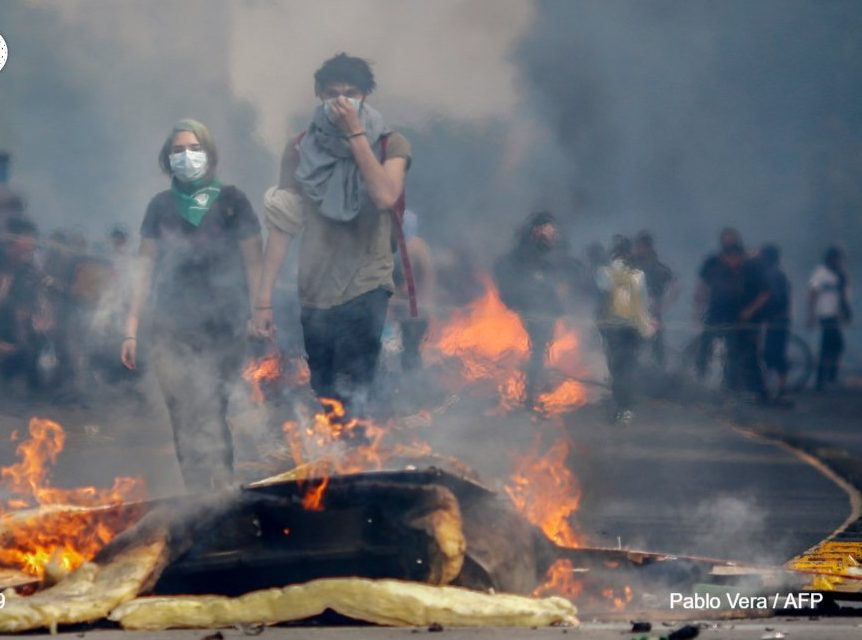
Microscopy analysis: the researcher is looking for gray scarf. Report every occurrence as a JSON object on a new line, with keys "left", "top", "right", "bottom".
{"left": 294, "top": 103, "right": 390, "bottom": 222}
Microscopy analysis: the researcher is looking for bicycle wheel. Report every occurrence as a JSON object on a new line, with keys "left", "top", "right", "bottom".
{"left": 785, "top": 332, "right": 814, "bottom": 392}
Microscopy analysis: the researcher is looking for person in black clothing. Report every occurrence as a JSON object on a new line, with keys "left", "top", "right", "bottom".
{"left": 694, "top": 230, "right": 744, "bottom": 385}
{"left": 494, "top": 211, "right": 574, "bottom": 407}
{"left": 0, "top": 217, "right": 48, "bottom": 386}
{"left": 632, "top": 231, "right": 676, "bottom": 368}
{"left": 695, "top": 239, "right": 770, "bottom": 399}
{"left": 736, "top": 249, "right": 772, "bottom": 401}
{"left": 734, "top": 260, "right": 770, "bottom": 402}
{"left": 759, "top": 244, "right": 792, "bottom": 399}
{"left": 121, "top": 119, "right": 263, "bottom": 491}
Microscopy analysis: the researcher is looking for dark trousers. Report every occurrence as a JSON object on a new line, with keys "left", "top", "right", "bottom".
{"left": 150, "top": 334, "right": 243, "bottom": 491}
{"left": 601, "top": 325, "right": 641, "bottom": 411}
{"left": 399, "top": 317, "right": 429, "bottom": 372}
{"left": 649, "top": 327, "right": 666, "bottom": 368}
{"left": 0, "top": 348, "right": 37, "bottom": 386}
{"left": 696, "top": 324, "right": 732, "bottom": 386}
{"left": 0, "top": 331, "right": 52, "bottom": 390}
{"left": 763, "top": 326, "right": 789, "bottom": 375}
{"left": 525, "top": 318, "right": 555, "bottom": 404}
{"left": 300, "top": 287, "right": 390, "bottom": 411}
{"left": 732, "top": 327, "right": 767, "bottom": 398}
{"left": 817, "top": 317, "right": 844, "bottom": 388}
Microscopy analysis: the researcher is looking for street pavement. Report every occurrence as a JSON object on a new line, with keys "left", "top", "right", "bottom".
{"left": 10, "top": 620, "right": 862, "bottom": 639}
{"left": 740, "top": 384, "right": 862, "bottom": 494}
{"left": 0, "top": 370, "right": 860, "bottom": 637}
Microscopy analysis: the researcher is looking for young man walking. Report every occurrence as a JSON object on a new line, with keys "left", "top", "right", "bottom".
{"left": 254, "top": 54, "right": 411, "bottom": 414}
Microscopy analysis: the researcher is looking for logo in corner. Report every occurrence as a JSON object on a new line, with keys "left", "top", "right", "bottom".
{"left": 194, "top": 193, "right": 209, "bottom": 206}
{"left": 0, "top": 34, "right": 7, "bottom": 73}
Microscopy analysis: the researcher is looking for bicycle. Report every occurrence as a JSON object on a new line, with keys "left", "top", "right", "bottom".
{"left": 677, "top": 323, "right": 814, "bottom": 394}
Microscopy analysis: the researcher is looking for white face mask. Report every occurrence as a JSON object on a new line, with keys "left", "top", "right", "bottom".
{"left": 169, "top": 149, "right": 208, "bottom": 182}
{"left": 323, "top": 97, "right": 363, "bottom": 122}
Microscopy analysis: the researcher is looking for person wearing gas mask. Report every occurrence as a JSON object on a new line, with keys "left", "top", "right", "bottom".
{"left": 121, "top": 119, "right": 263, "bottom": 491}
{"left": 253, "top": 54, "right": 411, "bottom": 416}
{"left": 494, "top": 211, "right": 576, "bottom": 409}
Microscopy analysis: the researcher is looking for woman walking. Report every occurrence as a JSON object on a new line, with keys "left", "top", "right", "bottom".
{"left": 122, "top": 119, "right": 262, "bottom": 490}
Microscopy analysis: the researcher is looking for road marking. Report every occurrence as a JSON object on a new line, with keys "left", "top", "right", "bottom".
{"left": 731, "top": 423, "right": 862, "bottom": 592}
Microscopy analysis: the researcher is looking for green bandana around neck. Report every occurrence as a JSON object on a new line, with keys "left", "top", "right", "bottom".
{"left": 171, "top": 178, "right": 222, "bottom": 226}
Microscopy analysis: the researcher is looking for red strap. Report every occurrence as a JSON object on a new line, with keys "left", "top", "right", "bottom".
{"left": 381, "top": 135, "right": 418, "bottom": 318}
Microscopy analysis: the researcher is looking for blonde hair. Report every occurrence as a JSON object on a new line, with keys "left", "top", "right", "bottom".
{"left": 157, "top": 119, "right": 218, "bottom": 176}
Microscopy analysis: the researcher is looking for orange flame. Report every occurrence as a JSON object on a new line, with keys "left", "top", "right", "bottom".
{"left": 435, "top": 275, "right": 530, "bottom": 375}
{"left": 431, "top": 276, "right": 529, "bottom": 412}
{"left": 1, "top": 418, "right": 64, "bottom": 500}
{"left": 283, "top": 398, "right": 433, "bottom": 508}
{"left": 243, "top": 352, "right": 284, "bottom": 403}
{"left": 0, "top": 418, "right": 147, "bottom": 578}
{"left": 0, "top": 504, "right": 146, "bottom": 579}
{"left": 497, "top": 371, "right": 527, "bottom": 413}
{"left": 285, "top": 356, "right": 311, "bottom": 387}
{"left": 535, "top": 380, "right": 588, "bottom": 417}
{"left": 505, "top": 436, "right": 582, "bottom": 548}
{"left": 301, "top": 477, "right": 330, "bottom": 511}
{"left": 243, "top": 353, "right": 311, "bottom": 403}
{"left": 547, "top": 320, "right": 582, "bottom": 377}
{"left": 429, "top": 277, "right": 588, "bottom": 414}
{"left": 533, "top": 559, "right": 584, "bottom": 599}
{"left": 601, "top": 585, "right": 634, "bottom": 610}
{"left": 535, "top": 560, "right": 636, "bottom": 609}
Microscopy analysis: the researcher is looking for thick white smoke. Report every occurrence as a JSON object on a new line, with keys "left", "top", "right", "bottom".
{"left": 2, "top": 0, "right": 538, "bottom": 238}
{"left": 229, "top": 0, "right": 534, "bottom": 149}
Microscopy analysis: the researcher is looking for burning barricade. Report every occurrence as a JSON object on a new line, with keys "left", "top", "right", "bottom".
{"left": 0, "top": 403, "right": 838, "bottom": 632}
{"left": 0, "top": 280, "right": 716, "bottom": 632}
{"left": 0, "top": 405, "right": 584, "bottom": 632}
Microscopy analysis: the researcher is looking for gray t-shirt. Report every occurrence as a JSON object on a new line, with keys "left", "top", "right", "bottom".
{"left": 270, "top": 132, "right": 412, "bottom": 310}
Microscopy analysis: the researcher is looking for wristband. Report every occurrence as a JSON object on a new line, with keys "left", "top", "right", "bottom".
{"left": 123, "top": 337, "right": 137, "bottom": 342}
{"left": 347, "top": 131, "right": 366, "bottom": 139}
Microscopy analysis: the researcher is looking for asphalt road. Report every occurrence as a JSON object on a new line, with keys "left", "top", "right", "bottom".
{"left": 11, "top": 620, "right": 862, "bottom": 640}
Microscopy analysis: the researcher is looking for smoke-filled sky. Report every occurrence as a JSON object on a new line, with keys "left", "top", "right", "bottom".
{"left": 2, "top": 0, "right": 861, "bottom": 283}
{"left": 519, "top": 0, "right": 862, "bottom": 273}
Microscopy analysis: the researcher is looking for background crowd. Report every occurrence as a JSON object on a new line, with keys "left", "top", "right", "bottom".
{"left": 0, "top": 195, "right": 852, "bottom": 414}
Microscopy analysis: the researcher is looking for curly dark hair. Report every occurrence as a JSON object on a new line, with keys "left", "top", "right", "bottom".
{"left": 314, "top": 53, "right": 376, "bottom": 95}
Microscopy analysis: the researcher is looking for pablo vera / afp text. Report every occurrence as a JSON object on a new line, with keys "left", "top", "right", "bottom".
{"left": 670, "top": 592, "right": 824, "bottom": 610}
